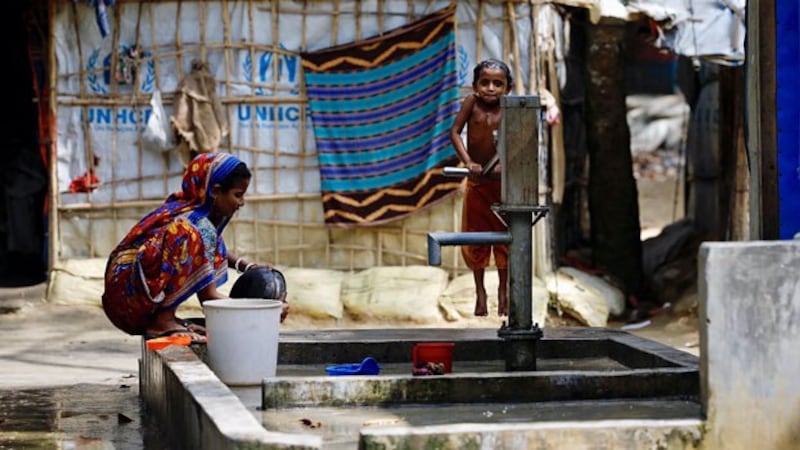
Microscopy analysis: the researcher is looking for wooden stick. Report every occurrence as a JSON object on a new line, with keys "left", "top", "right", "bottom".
{"left": 58, "top": 192, "right": 322, "bottom": 212}
{"left": 476, "top": 0, "right": 484, "bottom": 62}
{"left": 547, "top": 44, "right": 565, "bottom": 204}
{"left": 332, "top": 0, "right": 340, "bottom": 45}
{"left": 271, "top": 0, "right": 281, "bottom": 265}
{"left": 506, "top": 2, "right": 525, "bottom": 94}
{"left": 528, "top": 2, "right": 537, "bottom": 95}
{"left": 175, "top": 0, "right": 184, "bottom": 83}
{"left": 221, "top": 0, "right": 234, "bottom": 158}
{"left": 48, "top": 0, "right": 60, "bottom": 271}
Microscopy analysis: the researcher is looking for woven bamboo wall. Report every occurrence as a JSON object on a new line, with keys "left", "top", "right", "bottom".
{"left": 51, "top": 0, "right": 565, "bottom": 277}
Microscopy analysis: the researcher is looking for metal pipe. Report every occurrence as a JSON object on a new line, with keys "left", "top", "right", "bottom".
{"left": 427, "top": 231, "right": 511, "bottom": 266}
{"left": 442, "top": 167, "right": 469, "bottom": 177}
{"left": 507, "top": 212, "right": 532, "bottom": 331}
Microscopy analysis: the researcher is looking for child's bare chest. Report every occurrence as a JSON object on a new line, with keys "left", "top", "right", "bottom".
{"left": 468, "top": 107, "right": 502, "bottom": 129}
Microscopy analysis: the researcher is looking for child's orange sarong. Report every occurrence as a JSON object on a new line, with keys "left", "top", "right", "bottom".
{"left": 461, "top": 179, "right": 508, "bottom": 270}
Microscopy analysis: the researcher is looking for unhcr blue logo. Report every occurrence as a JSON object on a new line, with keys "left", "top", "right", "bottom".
{"left": 239, "top": 44, "right": 308, "bottom": 129}
{"left": 86, "top": 45, "right": 155, "bottom": 95}
{"left": 242, "top": 44, "right": 299, "bottom": 96}
{"left": 85, "top": 45, "right": 156, "bottom": 131}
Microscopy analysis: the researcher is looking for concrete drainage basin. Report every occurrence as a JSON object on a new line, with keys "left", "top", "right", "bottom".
{"left": 141, "top": 326, "right": 701, "bottom": 449}
{"left": 231, "top": 327, "right": 701, "bottom": 449}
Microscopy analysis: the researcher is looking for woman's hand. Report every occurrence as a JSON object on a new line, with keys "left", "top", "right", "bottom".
{"left": 244, "top": 262, "right": 273, "bottom": 272}
{"left": 230, "top": 254, "right": 274, "bottom": 273}
{"left": 280, "top": 300, "right": 289, "bottom": 323}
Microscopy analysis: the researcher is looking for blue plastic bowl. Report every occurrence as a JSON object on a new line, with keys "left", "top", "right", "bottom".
{"left": 325, "top": 357, "right": 381, "bottom": 376}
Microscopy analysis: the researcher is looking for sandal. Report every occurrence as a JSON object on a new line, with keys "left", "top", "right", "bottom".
{"left": 144, "top": 328, "right": 205, "bottom": 344}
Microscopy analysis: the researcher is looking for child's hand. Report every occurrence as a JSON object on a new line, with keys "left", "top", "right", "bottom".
{"left": 466, "top": 162, "right": 482, "bottom": 177}
{"left": 545, "top": 104, "right": 561, "bottom": 125}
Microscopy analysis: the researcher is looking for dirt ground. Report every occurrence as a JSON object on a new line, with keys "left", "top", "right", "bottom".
{"left": 628, "top": 175, "right": 699, "bottom": 355}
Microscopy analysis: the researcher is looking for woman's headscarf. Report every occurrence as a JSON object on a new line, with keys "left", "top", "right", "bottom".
{"left": 115, "top": 152, "right": 242, "bottom": 251}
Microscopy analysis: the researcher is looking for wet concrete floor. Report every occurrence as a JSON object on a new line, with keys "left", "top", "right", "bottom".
{"left": 233, "top": 385, "right": 701, "bottom": 450}
{"left": 0, "top": 303, "right": 165, "bottom": 449}
{"left": 0, "top": 303, "right": 699, "bottom": 449}
{"left": 0, "top": 384, "right": 170, "bottom": 450}
{"left": 231, "top": 356, "right": 700, "bottom": 449}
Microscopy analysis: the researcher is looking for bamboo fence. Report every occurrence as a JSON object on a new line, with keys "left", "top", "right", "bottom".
{"left": 50, "top": 0, "right": 571, "bottom": 277}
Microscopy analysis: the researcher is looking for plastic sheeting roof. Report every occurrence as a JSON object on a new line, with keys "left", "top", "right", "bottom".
{"left": 592, "top": 0, "right": 745, "bottom": 65}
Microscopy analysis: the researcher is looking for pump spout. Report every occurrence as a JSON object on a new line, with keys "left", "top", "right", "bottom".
{"left": 427, "top": 231, "right": 511, "bottom": 266}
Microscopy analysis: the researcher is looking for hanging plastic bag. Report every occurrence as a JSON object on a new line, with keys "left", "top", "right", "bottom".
{"left": 141, "top": 89, "right": 174, "bottom": 152}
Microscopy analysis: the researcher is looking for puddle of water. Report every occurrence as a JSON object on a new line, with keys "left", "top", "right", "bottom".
{"left": 0, "top": 384, "right": 170, "bottom": 450}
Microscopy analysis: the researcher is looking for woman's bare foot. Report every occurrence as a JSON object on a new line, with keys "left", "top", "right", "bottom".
{"left": 498, "top": 287, "right": 508, "bottom": 316}
{"left": 149, "top": 309, "right": 207, "bottom": 343}
{"left": 474, "top": 289, "right": 488, "bottom": 316}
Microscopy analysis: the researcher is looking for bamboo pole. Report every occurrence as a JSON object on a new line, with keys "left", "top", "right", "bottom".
{"left": 131, "top": 2, "right": 144, "bottom": 207}
{"left": 476, "top": 0, "right": 484, "bottom": 62}
{"left": 58, "top": 93, "right": 306, "bottom": 106}
{"left": 47, "top": 0, "right": 59, "bottom": 273}
{"left": 547, "top": 42, "right": 565, "bottom": 204}
{"left": 273, "top": 1, "right": 283, "bottom": 265}
{"left": 246, "top": 0, "right": 258, "bottom": 263}
{"left": 146, "top": 3, "right": 171, "bottom": 197}
{"left": 527, "top": 2, "right": 537, "bottom": 95}
{"left": 198, "top": 1, "right": 207, "bottom": 63}
{"left": 332, "top": 0, "right": 340, "bottom": 45}
{"left": 355, "top": 0, "right": 362, "bottom": 39}
{"left": 73, "top": 0, "right": 97, "bottom": 256}
{"left": 175, "top": 0, "right": 184, "bottom": 91}
{"left": 299, "top": 0, "right": 310, "bottom": 267}
{"left": 506, "top": 2, "right": 524, "bottom": 94}
{"left": 221, "top": 0, "right": 235, "bottom": 251}
{"left": 58, "top": 192, "right": 321, "bottom": 212}
{"left": 377, "top": 0, "right": 384, "bottom": 32}
{"left": 221, "top": 0, "right": 233, "bottom": 157}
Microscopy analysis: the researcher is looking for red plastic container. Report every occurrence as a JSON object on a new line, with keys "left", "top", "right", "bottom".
{"left": 413, "top": 342, "right": 455, "bottom": 373}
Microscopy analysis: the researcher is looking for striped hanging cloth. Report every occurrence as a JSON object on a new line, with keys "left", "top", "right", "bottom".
{"left": 301, "top": 4, "right": 462, "bottom": 227}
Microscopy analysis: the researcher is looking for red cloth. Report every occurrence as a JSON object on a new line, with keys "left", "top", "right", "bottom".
{"left": 68, "top": 171, "right": 99, "bottom": 193}
{"left": 460, "top": 179, "right": 508, "bottom": 270}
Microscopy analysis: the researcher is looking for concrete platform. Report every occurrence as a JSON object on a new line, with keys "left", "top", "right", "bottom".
{"left": 140, "top": 327, "right": 703, "bottom": 449}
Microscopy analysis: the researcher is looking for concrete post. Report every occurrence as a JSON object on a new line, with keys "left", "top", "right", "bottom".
{"left": 699, "top": 241, "right": 800, "bottom": 449}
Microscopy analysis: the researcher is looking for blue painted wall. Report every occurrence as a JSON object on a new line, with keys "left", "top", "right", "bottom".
{"left": 777, "top": 0, "right": 800, "bottom": 238}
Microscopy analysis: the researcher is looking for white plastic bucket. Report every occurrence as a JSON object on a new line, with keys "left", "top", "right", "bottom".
{"left": 203, "top": 298, "right": 282, "bottom": 385}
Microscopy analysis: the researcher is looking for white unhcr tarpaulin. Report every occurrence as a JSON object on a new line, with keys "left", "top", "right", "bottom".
{"left": 54, "top": 1, "right": 564, "bottom": 205}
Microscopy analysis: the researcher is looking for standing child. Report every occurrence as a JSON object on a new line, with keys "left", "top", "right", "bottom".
{"left": 449, "top": 59, "right": 513, "bottom": 317}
